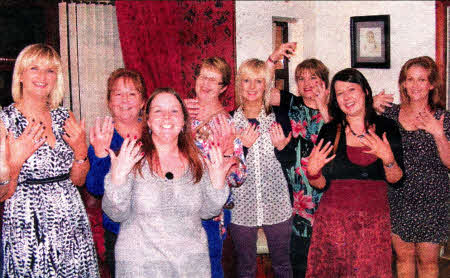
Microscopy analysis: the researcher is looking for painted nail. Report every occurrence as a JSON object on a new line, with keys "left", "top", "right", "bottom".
{"left": 127, "top": 134, "right": 130, "bottom": 138}
{"left": 134, "top": 135, "right": 137, "bottom": 140}
{"left": 141, "top": 152, "right": 145, "bottom": 156}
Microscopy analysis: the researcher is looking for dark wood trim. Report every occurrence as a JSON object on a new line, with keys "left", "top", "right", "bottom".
{"left": 436, "top": 1, "right": 449, "bottom": 105}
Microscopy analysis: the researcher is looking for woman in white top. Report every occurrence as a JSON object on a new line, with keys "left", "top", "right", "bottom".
{"left": 230, "top": 59, "right": 292, "bottom": 278}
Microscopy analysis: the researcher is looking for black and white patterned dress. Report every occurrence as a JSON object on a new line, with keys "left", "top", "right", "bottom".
{"left": 0, "top": 104, "right": 99, "bottom": 277}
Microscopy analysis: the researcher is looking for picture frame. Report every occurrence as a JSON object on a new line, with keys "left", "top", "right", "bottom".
{"left": 350, "top": 15, "right": 390, "bottom": 68}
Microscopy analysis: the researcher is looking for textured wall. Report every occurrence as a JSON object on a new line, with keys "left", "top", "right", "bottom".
{"left": 236, "top": 1, "right": 435, "bottom": 102}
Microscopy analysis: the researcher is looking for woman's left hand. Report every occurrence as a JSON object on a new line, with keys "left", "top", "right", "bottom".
{"left": 312, "top": 80, "right": 329, "bottom": 107}
{"left": 415, "top": 110, "right": 445, "bottom": 137}
{"left": 360, "top": 128, "right": 395, "bottom": 164}
{"left": 269, "top": 42, "right": 297, "bottom": 62}
{"left": 269, "top": 122, "right": 292, "bottom": 150}
{"left": 206, "top": 143, "right": 235, "bottom": 189}
{"left": 63, "top": 114, "right": 88, "bottom": 160}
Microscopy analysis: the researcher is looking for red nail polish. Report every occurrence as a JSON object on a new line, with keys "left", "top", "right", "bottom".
{"left": 127, "top": 134, "right": 130, "bottom": 138}
{"left": 105, "top": 148, "right": 109, "bottom": 152}
{"left": 134, "top": 135, "right": 137, "bottom": 140}
{"left": 141, "top": 152, "right": 145, "bottom": 156}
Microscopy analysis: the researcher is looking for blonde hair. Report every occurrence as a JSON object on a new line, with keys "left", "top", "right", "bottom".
{"left": 235, "top": 58, "right": 272, "bottom": 114}
{"left": 12, "top": 44, "right": 64, "bottom": 109}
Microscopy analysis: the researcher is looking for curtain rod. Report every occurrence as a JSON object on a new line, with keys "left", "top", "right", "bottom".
{"left": 59, "top": 0, "right": 115, "bottom": 5}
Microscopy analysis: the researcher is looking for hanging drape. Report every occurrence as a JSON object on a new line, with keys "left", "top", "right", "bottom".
{"left": 59, "top": 2, "right": 124, "bottom": 124}
{"left": 115, "top": 0, "right": 236, "bottom": 110}
{"left": 59, "top": 4, "right": 123, "bottom": 275}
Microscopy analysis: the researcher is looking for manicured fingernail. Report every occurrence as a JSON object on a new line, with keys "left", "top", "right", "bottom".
{"left": 141, "top": 152, "right": 145, "bottom": 156}
{"left": 134, "top": 135, "right": 137, "bottom": 140}
{"left": 39, "top": 121, "right": 42, "bottom": 125}
{"left": 43, "top": 126, "right": 46, "bottom": 130}
{"left": 127, "top": 134, "right": 130, "bottom": 138}
{"left": 138, "top": 142, "right": 142, "bottom": 146}
{"left": 105, "top": 148, "right": 109, "bottom": 152}
{"left": 32, "top": 119, "right": 35, "bottom": 122}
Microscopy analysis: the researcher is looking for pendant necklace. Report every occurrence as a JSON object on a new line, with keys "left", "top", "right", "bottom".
{"left": 348, "top": 125, "right": 368, "bottom": 139}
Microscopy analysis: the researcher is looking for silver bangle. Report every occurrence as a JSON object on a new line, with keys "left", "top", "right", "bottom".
{"left": 0, "top": 179, "right": 10, "bottom": 186}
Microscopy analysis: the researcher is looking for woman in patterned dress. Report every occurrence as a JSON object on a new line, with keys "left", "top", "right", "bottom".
{"left": 379, "top": 57, "right": 449, "bottom": 278}
{"left": 230, "top": 58, "right": 292, "bottom": 277}
{"left": 0, "top": 44, "right": 99, "bottom": 277}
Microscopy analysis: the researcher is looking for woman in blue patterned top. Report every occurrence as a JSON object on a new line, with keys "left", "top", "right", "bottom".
{"left": 86, "top": 68, "right": 147, "bottom": 277}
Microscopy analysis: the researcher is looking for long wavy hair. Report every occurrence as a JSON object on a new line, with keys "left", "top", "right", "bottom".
{"left": 135, "top": 88, "right": 203, "bottom": 183}
{"left": 329, "top": 68, "right": 377, "bottom": 128}
{"left": 398, "top": 56, "right": 444, "bottom": 111}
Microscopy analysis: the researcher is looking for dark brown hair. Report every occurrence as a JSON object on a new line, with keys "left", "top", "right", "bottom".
{"left": 398, "top": 56, "right": 444, "bottom": 110}
{"left": 136, "top": 87, "right": 203, "bottom": 183}
{"left": 107, "top": 68, "right": 146, "bottom": 102}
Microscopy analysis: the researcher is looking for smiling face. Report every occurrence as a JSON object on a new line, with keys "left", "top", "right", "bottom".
{"left": 147, "top": 92, "right": 185, "bottom": 142}
{"left": 240, "top": 72, "right": 266, "bottom": 104}
{"left": 108, "top": 77, "right": 145, "bottom": 123}
{"left": 334, "top": 81, "right": 366, "bottom": 118}
{"left": 195, "top": 67, "right": 227, "bottom": 102}
{"left": 20, "top": 59, "right": 57, "bottom": 100}
{"left": 404, "top": 65, "right": 434, "bottom": 103}
{"left": 296, "top": 69, "right": 322, "bottom": 99}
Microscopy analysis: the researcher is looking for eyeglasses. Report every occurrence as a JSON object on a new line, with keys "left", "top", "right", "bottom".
{"left": 197, "top": 75, "right": 223, "bottom": 86}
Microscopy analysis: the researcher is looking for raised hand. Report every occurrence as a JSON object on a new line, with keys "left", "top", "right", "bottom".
{"left": 108, "top": 137, "right": 143, "bottom": 185}
{"left": 360, "top": 128, "right": 395, "bottom": 165}
{"left": 269, "top": 42, "right": 297, "bottom": 62}
{"left": 89, "top": 116, "right": 114, "bottom": 158}
{"left": 205, "top": 143, "right": 235, "bottom": 189}
{"left": 312, "top": 80, "right": 329, "bottom": 106}
{"left": 210, "top": 114, "right": 236, "bottom": 155}
{"left": 9, "top": 120, "right": 46, "bottom": 168}
{"left": 238, "top": 123, "right": 260, "bottom": 148}
{"left": 373, "top": 90, "right": 393, "bottom": 114}
{"left": 269, "top": 122, "right": 292, "bottom": 150}
{"left": 184, "top": 98, "right": 200, "bottom": 120}
{"left": 63, "top": 114, "right": 88, "bottom": 160}
{"left": 415, "top": 110, "right": 445, "bottom": 137}
{"left": 306, "top": 139, "right": 336, "bottom": 176}
{"left": 0, "top": 129, "right": 10, "bottom": 182}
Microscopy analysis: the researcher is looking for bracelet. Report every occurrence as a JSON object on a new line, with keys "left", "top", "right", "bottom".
{"left": 305, "top": 170, "right": 322, "bottom": 180}
{"left": 383, "top": 161, "right": 395, "bottom": 168}
{"left": 267, "top": 56, "right": 278, "bottom": 64}
{"left": 0, "top": 179, "right": 10, "bottom": 186}
{"left": 74, "top": 156, "right": 88, "bottom": 164}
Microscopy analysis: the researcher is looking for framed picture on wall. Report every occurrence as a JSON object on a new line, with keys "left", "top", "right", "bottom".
{"left": 350, "top": 15, "right": 390, "bottom": 68}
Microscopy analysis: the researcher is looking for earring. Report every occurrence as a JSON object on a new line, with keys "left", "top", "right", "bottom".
{"left": 138, "top": 109, "right": 143, "bottom": 122}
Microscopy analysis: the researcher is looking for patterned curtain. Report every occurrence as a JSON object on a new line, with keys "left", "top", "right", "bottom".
{"left": 115, "top": 0, "right": 236, "bottom": 110}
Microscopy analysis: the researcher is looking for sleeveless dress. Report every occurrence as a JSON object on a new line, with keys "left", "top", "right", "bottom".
{"left": 0, "top": 104, "right": 99, "bottom": 277}
{"left": 383, "top": 104, "right": 449, "bottom": 243}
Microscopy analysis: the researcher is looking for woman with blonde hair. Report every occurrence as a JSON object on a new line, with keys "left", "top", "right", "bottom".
{"left": 0, "top": 44, "right": 98, "bottom": 276}
{"left": 382, "top": 56, "right": 449, "bottom": 278}
{"left": 230, "top": 58, "right": 292, "bottom": 277}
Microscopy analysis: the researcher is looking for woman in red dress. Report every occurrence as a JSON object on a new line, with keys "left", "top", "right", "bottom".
{"left": 305, "top": 68, "right": 404, "bottom": 277}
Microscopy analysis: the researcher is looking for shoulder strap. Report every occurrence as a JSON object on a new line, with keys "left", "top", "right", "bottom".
{"left": 332, "top": 124, "right": 341, "bottom": 154}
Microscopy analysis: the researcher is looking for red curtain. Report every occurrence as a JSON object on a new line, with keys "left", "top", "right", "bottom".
{"left": 115, "top": 0, "right": 236, "bottom": 111}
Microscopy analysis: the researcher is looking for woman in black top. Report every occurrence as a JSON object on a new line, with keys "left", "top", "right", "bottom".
{"left": 305, "top": 68, "right": 403, "bottom": 277}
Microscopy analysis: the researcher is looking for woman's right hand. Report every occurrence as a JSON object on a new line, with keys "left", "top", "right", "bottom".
{"left": 238, "top": 124, "right": 260, "bottom": 148}
{"left": 373, "top": 90, "right": 393, "bottom": 114}
{"left": 269, "top": 42, "right": 297, "bottom": 62}
{"left": 306, "top": 139, "right": 336, "bottom": 176}
{"left": 89, "top": 116, "right": 114, "bottom": 158}
{"left": 184, "top": 98, "right": 200, "bottom": 120}
{"left": 9, "top": 121, "right": 45, "bottom": 169}
{"left": 107, "top": 137, "right": 143, "bottom": 185}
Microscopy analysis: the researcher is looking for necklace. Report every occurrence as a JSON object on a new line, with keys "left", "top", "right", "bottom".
{"left": 347, "top": 124, "right": 368, "bottom": 139}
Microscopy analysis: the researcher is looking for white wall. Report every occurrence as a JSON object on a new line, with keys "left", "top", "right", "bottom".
{"left": 236, "top": 1, "right": 436, "bottom": 103}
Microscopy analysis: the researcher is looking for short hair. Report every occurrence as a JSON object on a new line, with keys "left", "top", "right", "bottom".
{"left": 138, "top": 87, "right": 203, "bottom": 183}
{"left": 235, "top": 58, "right": 272, "bottom": 114}
{"left": 107, "top": 68, "right": 146, "bottom": 102}
{"left": 197, "top": 57, "right": 231, "bottom": 88}
{"left": 294, "top": 58, "right": 330, "bottom": 89}
{"left": 329, "top": 68, "right": 377, "bottom": 127}
{"left": 398, "top": 56, "right": 444, "bottom": 110}
{"left": 12, "top": 44, "right": 64, "bottom": 109}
